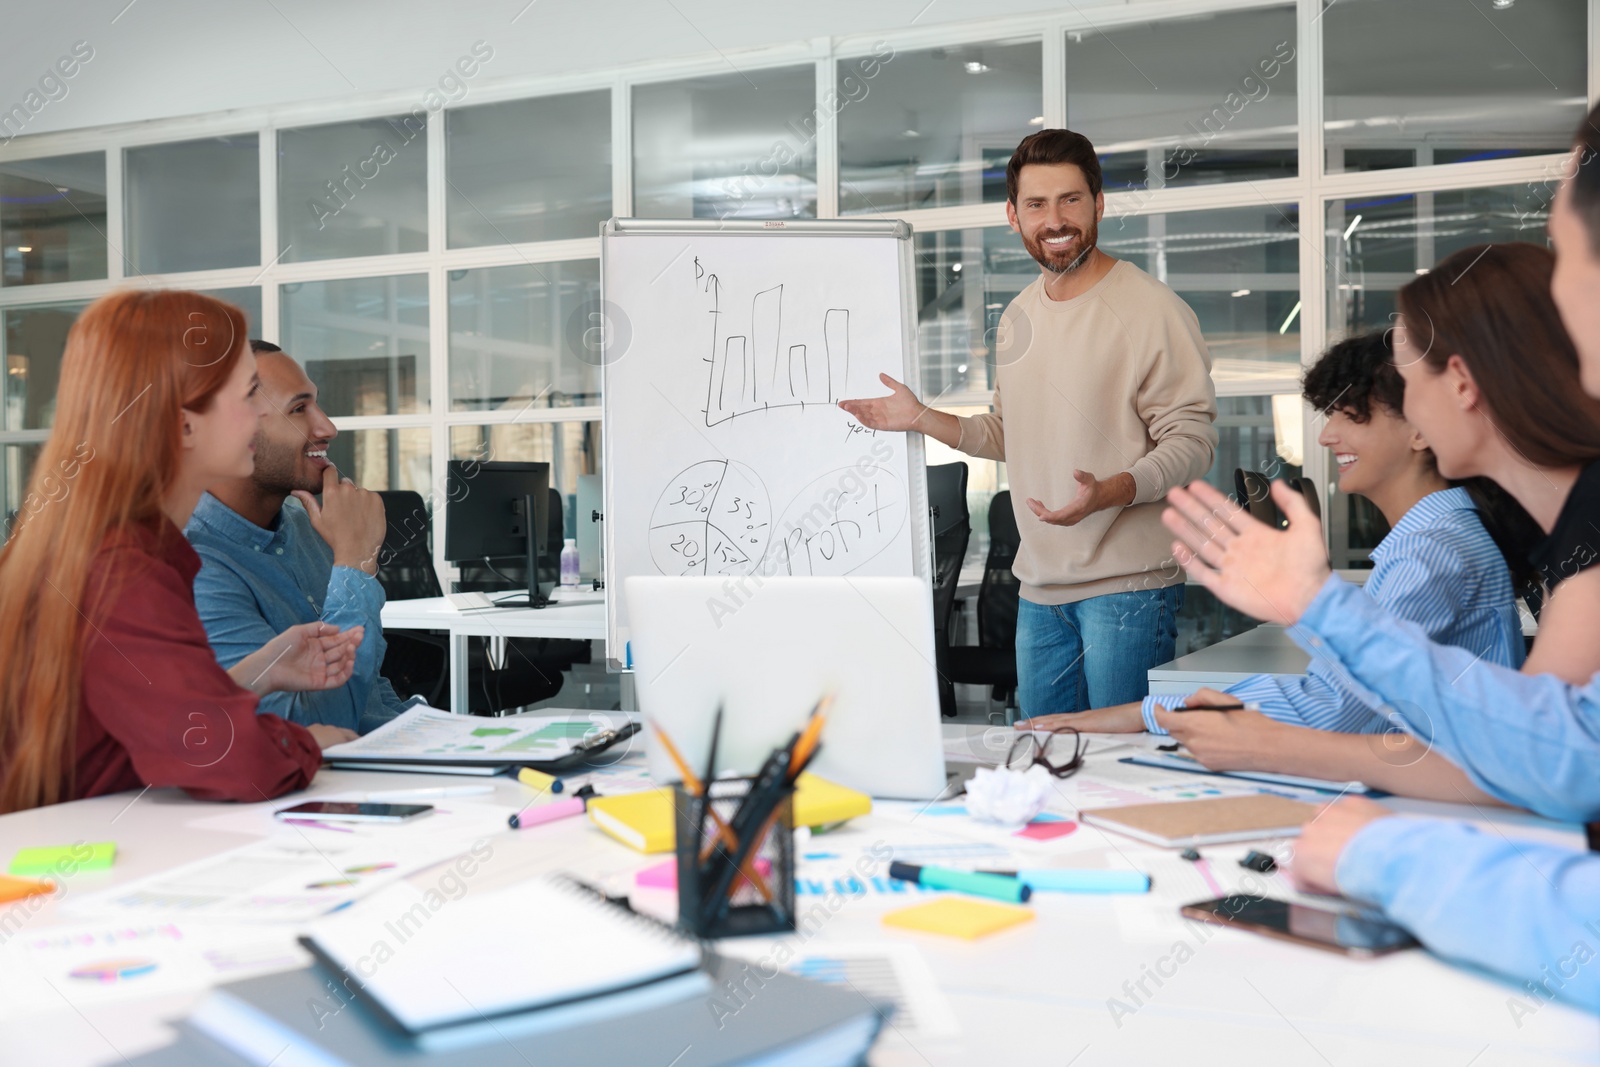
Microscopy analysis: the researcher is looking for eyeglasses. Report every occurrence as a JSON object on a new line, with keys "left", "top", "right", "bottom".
{"left": 1005, "top": 726, "right": 1087, "bottom": 779}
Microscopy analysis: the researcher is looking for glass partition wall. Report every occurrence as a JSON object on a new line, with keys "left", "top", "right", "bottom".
{"left": 0, "top": 0, "right": 1587, "bottom": 602}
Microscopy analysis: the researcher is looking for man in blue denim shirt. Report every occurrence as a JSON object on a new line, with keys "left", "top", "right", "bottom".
{"left": 186, "top": 342, "right": 417, "bottom": 734}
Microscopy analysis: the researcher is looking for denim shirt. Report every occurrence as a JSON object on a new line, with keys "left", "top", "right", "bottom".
{"left": 1278, "top": 572, "right": 1600, "bottom": 1010}
{"left": 185, "top": 493, "right": 415, "bottom": 734}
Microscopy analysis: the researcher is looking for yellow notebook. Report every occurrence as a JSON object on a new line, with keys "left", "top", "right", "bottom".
{"left": 883, "top": 898, "right": 1035, "bottom": 940}
{"left": 587, "top": 789, "right": 676, "bottom": 853}
{"left": 793, "top": 773, "right": 871, "bottom": 828}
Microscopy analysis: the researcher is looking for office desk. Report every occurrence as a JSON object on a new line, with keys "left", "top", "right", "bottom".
{"left": 5, "top": 726, "right": 1594, "bottom": 1067}
{"left": 1148, "top": 624, "right": 1310, "bottom": 696}
{"left": 380, "top": 597, "right": 607, "bottom": 712}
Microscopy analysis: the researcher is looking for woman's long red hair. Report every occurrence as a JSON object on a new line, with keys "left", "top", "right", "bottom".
{"left": 0, "top": 290, "right": 247, "bottom": 812}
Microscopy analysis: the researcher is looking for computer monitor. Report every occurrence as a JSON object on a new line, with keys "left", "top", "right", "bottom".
{"left": 443, "top": 461, "right": 551, "bottom": 608}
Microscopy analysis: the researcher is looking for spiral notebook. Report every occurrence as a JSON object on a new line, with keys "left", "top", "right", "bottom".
{"left": 290, "top": 876, "right": 705, "bottom": 1050}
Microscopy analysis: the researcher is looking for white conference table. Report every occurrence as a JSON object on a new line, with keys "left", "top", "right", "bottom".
{"left": 381, "top": 596, "right": 607, "bottom": 712}
{"left": 4, "top": 723, "right": 1595, "bottom": 1067}
{"left": 1148, "top": 625, "right": 1310, "bottom": 696}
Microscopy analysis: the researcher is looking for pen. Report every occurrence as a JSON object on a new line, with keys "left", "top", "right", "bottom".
{"left": 517, "top": 768, "right": 565, "bottom": 794}
{"left": 1172, "top": 702, "right": 1256, "bottom": 712}
{"left": 356, "top": 786, "right": 495, "bottom": 800}
{"left": 888, "top": 861, "right": 1032, "bottom": 904}
{"left": 978, "top": 869, "right": 1150, "bottom": 894}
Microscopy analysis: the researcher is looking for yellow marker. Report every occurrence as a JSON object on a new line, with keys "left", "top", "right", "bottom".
{"left": 517, "top": 767, "right": 563, "bottom": 794}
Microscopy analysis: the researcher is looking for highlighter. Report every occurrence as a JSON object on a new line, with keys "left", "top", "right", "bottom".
{"left": 981, "top": 869, "right": 1150, "bottom": 894}
{"left": 508, "top": 785, "right": 595, "bottom": 830}
{"left": 888, "top": 861, "right": 1032, "bottom": 904}
{"left": 517, "top": 767, "right": 565, "bottom": 794}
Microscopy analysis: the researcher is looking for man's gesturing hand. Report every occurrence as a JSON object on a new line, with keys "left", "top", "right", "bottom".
{"left": 1027, "top": 469, "right": 1136, "bottom": 527}
{"left": 837, "top": 373, "right": 930, "bottom": 432}
{"left": 293, "top": 465, "right": 387, "bottom": 576}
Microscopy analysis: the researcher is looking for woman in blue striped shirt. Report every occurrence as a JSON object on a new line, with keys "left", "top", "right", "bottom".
{"left": 1022, "top": 331, "right": 1534, "bottom": 747}
{"left": 1151, "top": 242, "right": 1600, "bottom": 804}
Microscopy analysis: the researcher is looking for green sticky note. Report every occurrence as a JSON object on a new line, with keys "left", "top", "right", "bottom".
{"left": 8, "top": 842, "right": 116, "bottom": 877}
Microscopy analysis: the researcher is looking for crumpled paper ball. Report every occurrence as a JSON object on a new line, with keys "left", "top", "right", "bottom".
{"left": 964, "top": 764, "right": 1053, "bottom": 826}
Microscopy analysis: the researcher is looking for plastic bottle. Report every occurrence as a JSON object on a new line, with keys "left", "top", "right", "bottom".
{"left": 559, "top": 538, "right": 580, "bottom": 588}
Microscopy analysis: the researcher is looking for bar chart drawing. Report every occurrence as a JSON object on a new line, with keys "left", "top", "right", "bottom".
{"left": 648, "top": 459, "right": 772, "bottom": 577}
{"left": 697, "top": 257, "right": 853, "bottom": 427}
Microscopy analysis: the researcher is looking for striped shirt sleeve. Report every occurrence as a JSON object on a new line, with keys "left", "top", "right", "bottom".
{"left": 1141, "top": 527, "right": 1488, "bottom": 734}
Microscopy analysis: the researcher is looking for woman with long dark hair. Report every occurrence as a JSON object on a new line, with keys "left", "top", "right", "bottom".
{"left": 0, "top": 290, "right": 363, "bottom": 812}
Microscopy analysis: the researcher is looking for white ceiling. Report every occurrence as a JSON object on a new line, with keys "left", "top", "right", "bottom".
{"left": 0, "top": 0, "right": 1122, "bottom": 140}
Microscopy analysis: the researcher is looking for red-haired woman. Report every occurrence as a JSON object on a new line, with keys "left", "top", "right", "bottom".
{"left": 0, "top": 290, "right": 364, "bottom": 812}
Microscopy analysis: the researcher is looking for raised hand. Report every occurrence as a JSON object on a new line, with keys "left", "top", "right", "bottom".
{"left": 292, "top": 465, "right": 387, "bottom": 575}
{"left": 1162, "top": 479, "right": 1330, "bottom": 626}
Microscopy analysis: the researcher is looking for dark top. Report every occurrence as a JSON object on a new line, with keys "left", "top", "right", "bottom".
{"left": 71, "top": 518, "right": 321, "bottom": 801}
{"left": 1527, "top": 459, "right": 1600, "bottom": 592}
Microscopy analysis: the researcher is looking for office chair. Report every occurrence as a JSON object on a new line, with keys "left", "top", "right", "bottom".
{"left": 927, "top": 463, "right": 971, "bottom": 718}
{"left": 1234, "top": 468, "right": 1282, "bottom": 527}
{"left": 1287, "top": 476, "right": 1322, "bottom": 521}
{"left": 373, "top": 490, "right": 574, "bottom": 714}
{"left": 946, "top": 490, "right": 1021, "bottom": 720}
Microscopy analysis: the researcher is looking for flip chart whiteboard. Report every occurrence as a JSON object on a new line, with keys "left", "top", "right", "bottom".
{"left": 600, "top": 218, "right": 930, "bottom": 664}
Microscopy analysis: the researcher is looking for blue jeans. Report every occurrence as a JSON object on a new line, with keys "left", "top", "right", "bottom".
{"left": 1015, "top": 585, "right": 1184, "bottom": 717}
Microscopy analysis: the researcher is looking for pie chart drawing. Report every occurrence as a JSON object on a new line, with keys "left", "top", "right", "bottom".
{"left": 69, "top": 958, "right": 158, "bottom": 983}
{"left": 649, "top": 460, "right": 772, "bottom": 576}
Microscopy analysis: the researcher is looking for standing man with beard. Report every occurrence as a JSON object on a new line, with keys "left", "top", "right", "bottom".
{"left": 186, "top": 341, "right": 418, "bottom": 734}
{"left": 840, "top": 130, "right": 1218, "bottom": 716}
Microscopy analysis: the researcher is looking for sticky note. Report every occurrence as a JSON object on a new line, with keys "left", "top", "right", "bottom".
{"left": 883, "top": 898, "right": 1034, "bottom": 940}
{"left": 8, "top": 842, "right": 116, "bottom": 877}
{"left": 1016, "top": 820, "right": 1079, "bottom": 842}
{"left": 0, "top": 874, "right": 54, "bottom": 903}
{"left": 635, "top": 859, "right": 678, "bottom": 890}
{"left": 635, "top": 857, "right": 770, "bottom": 891}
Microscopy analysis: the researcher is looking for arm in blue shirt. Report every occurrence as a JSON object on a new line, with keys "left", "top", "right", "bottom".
{"left": 1141, "top": 527, "right": 1519, "bottom": 735}
{"left": 266, "top": 503, "right": 411, "bottom": 732}
{"left": 1293, "top": 575, "right": 1600, "bottom": 822}
{"left": 190, "top": 552, "right": 357, "bottom": 731}
{"left": 1338, "top": 815, "right": 1600, "bottom": 1013}
{"left": 319, "top": 563, "right": 412, "bottom": 734}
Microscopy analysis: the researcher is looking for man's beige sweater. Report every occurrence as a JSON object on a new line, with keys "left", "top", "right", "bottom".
{"left": 955, "top": 259, "right": 1218, "bottom": 605}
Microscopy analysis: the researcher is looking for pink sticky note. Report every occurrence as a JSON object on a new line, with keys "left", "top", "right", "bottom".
{"left": 634, "top": 856, "right": 773, "bottom": 890}
{"left": 1016, "top": 820, "right": 1079, "bottom": 841}
{"left": 635, "top": 859, "right": 677, "bottom": 890}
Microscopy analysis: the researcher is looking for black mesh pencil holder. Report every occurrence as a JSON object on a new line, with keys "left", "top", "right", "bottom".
{"left": 673, "top": 778, "right": 796, "bottom": 939}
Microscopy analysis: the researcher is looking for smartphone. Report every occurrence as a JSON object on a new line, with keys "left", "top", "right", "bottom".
{"left": 274, "top": 801, "right": 434, "bottom": 823}
{"left": 1180, "top": 896, "right": 1418, "bottom": 958}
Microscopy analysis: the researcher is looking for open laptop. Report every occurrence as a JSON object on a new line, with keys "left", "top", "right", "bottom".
{"left": 626, "top": 576, "right": 948, "bottom": 800}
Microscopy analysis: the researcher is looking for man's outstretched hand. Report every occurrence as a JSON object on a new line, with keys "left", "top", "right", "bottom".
{"left": 1163, "top": 479, "right": 1330, "bottom": 626}
{"left": 1027, "top": 469, "right": 1136, "bottom": 527}
{"left": 837, "top": 374, "right": 961, "bottom": 448}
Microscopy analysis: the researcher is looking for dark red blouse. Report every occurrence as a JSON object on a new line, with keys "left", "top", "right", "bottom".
{"left": 71, "top": 518, "right": 321, "bottom": 802}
